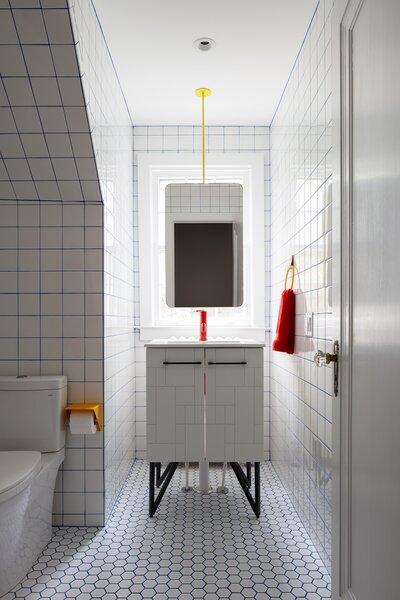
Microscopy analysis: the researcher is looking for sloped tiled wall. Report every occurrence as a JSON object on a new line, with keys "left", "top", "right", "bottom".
{"left": 270, "top": 0, "right": 333, "bottom": 567}
{"left": 0, "top": 0, "right": 101, "bottom": 203}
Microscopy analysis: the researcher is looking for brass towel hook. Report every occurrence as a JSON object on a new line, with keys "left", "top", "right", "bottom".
{"left": 284, "top": 256, "right": 295, "bottom": 290}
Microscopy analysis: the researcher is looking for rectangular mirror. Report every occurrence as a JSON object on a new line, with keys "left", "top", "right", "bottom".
{"left": 165, "top": 183, "right": 243, "bottom": 307}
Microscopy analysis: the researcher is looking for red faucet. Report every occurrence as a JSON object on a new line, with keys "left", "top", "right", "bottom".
{"left": 196, "top": 310, "right": 207, "bottom": 341}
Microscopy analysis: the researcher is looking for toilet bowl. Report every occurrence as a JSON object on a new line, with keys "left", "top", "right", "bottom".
{"left": 0, "top": 449, "right": 65, "bottom": 597}
{"left": 0, "top": 376, "right": 67, "bottom": 597}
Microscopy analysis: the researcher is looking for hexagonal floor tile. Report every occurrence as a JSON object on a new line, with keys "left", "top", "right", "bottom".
{"left": 3, "top": 462, "right": 331, "bottom": 600}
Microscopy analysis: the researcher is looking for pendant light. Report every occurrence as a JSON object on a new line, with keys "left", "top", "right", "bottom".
{"left": 195, "top": 87, "right": 211, "bottom": 184}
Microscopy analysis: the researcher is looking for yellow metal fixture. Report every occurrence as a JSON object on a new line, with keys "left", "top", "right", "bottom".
{"left": 64, "top": 403, "right": 102, "bottom": 432}
{"left": 195, "top": 87, "right": 212, "bottom": 184}
{"left": 284, "top": 256, "right": 295, "bottom": 291}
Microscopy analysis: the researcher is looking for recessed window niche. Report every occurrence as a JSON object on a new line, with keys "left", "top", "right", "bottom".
{"left": 137, "top": 153, "right": 265, "bottom": 341}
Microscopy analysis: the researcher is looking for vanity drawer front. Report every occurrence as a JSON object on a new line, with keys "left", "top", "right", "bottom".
{"left": 147, "top": 347, "right": 204, "bottom": 462}
{"left": 147, "top": 347, "right": 204, "bottom": 368}
{"left": 206, "top": 347, "right": 262, "bottom": 367}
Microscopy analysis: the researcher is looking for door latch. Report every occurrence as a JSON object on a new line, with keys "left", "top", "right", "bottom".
{"left": 314, "top": 340, "right": 339, "bottom": 396}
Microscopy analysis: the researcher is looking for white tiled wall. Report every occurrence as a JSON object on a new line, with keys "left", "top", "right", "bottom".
{"left": 133, "top": 126, "right": 271, "bottom": 460}
{"left": 0, "top": 202, "right": 104, "bottom": 527}
{"left": 69, "top": 0, "right": 135, "bottom": 520}
{"left": 270, "top": 0, "right": 333, "bottom": 568}
{"left": 0, "top": 1, "right": 105, "bottom": 526}
{"left": 0, "top": 0, "right": 134, "bottom": 525}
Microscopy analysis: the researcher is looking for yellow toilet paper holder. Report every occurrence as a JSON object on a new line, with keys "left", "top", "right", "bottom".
{"left": 64, "top": 404, "right": 102, "bottom": 432}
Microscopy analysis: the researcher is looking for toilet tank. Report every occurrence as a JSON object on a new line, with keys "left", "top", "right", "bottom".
{"left": 0, "top": 376, "right": 67, "bottom": 452}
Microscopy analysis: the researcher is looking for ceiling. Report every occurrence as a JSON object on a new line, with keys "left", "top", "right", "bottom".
{"left": 92, "top": 0, "right": 317, "bottom": 126}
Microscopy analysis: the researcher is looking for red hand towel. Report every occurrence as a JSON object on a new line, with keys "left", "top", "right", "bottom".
{"left": 272, "top": 289, "right": 295, "bottom": 354}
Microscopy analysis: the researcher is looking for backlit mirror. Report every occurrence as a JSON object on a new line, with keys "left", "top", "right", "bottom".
{"left": 165, "top": 183, "right": 244, "bottom": 307}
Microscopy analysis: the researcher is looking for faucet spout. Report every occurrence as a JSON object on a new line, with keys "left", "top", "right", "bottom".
{"left": 196, "top": 309, "right": 207, "bottom": 341}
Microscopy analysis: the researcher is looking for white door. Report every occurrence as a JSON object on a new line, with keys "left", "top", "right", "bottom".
{"left": 332, "top": 0, "right": 400, "bottom": 598}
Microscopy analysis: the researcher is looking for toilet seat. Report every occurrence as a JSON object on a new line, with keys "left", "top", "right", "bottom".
{"left": 0, "top": 451, "right": 42, "bottom": 504}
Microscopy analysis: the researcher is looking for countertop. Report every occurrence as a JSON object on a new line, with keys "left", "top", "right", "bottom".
{"left": 145, "top": 338, "right": 265, "bottom": 348}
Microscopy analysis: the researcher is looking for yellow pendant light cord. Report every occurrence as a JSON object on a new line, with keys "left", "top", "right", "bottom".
{"left": 202, "top": 91, "right": 205, "bottom": 183}
{"left": 195, "top": 88, "right": 211, "bottom": 184}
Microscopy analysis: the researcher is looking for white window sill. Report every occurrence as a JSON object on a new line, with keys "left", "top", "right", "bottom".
{"left": 139, "top": 325, "right": 267, "bottom": 343}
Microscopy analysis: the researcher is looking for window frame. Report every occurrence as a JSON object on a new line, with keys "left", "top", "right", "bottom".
{"left": 137, "top": 153, "right": 265, "bottom": 341}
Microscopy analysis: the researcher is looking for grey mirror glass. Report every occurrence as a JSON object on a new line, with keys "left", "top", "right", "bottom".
{"left": 165, "top": 183, "right": 243, "bottom": 307}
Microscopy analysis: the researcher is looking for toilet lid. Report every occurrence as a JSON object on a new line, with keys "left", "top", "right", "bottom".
{"left": 0, "top": 451, "right": 41, "bottom": 496}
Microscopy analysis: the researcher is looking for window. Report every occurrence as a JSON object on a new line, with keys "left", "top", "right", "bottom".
{"left": 138, "top": 153, "right": 265, "bottom": 341}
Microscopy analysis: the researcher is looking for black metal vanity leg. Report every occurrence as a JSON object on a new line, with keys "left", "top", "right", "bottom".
{"left": 149, "top": 462, "right": 179, "bottom": 517}
{"left": 149, "top": 462, "right": 156, "bottom": 517}
{"left": 230, "top": 462, "right": 261, "bottom": 518}
{"left": 155, "top": 462, "right": 161, "bottom": 485}
{"left": 156, "top": 463, "right": 171, "bottom": 488}
{"left": 246, "top": 462, "right": 252, "bottom": 488}
{"left": 254, "top": 462, "right": 260, "bottom": 518}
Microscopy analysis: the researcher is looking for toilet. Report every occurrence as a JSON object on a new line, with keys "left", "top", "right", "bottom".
{"left": 0, "top": 376, "right": 67, "bottom": 597}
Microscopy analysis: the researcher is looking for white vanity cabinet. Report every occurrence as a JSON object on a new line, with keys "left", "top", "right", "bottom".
{"left": 146, "top": 343, "right": 264, "bottom": 463}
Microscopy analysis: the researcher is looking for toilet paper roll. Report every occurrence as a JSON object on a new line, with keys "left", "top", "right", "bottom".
{"left": 69, "top": 410, "right": 97, "bottom": 435}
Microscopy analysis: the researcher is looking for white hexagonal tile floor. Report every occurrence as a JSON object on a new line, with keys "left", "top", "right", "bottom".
{"left": 4, "top": 461, "right": 331, "bottom": 599}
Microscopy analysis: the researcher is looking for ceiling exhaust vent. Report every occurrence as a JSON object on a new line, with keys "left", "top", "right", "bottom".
{"left": 193, "top": 38, "right": 216, "bottom": 51}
